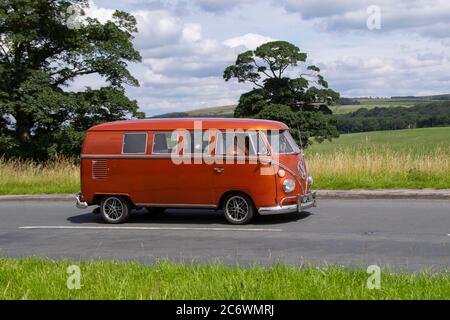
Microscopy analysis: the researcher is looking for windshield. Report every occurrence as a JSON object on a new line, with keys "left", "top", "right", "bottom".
{"left": 265, "top": 130, "right": 300, "bottom": 154}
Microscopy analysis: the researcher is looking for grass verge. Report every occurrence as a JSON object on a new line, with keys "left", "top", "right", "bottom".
{"left": 308, "top": 127, "right": 450, "bottom": 189}
{"left": 0, "top": 258, "right": 449, "bottom": 300}
{"left": 0, "top": 157, "right": 79, "bottom": 194}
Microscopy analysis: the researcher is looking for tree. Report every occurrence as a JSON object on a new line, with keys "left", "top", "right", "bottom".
{"left": 0, "top": 0, "right": 143, "bottom": 159}
{"left": 223, "top": 41, "right": 339, "bottom": 147}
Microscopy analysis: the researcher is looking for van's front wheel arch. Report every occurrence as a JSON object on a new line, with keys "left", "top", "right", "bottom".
{"left": 100, "top": 195, "right": 131, "bottom": 224}
{"left": 222, "top": 192, "right": 255, "bottom": 225}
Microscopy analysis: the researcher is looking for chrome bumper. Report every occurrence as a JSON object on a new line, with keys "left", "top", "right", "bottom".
{"left": 258, "top": 191, "right": 316, "bottom": 215}
{"left": 75, "top": 193, "right": 88, "bottom": 209}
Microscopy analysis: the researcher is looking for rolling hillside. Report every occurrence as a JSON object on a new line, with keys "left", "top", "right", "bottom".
{"left": 151, "top": 94, "right": 450, "bottom": 118}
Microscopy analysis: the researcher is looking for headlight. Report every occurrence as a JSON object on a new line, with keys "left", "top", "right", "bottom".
{"left": 307, "top": 176, "right": 313, "bottom": 186}
{"left": 282, "top": 178, "right": 295, "bottom": 193}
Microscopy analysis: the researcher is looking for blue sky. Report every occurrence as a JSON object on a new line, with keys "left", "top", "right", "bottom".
{"left": 76, "top": 0, "right": 450, "bottom": 116}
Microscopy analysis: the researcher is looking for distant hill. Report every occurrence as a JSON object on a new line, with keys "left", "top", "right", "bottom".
{"left": 151, "top": 94, "right": 450, "bottom": 118}
{"left": 391, "top": 94, "right": 450, "bottom": 101}
{"left": 151, "top": 105, "right": 236, "bottom": 118}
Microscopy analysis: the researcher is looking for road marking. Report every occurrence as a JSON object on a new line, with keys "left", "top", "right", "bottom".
{"left": 19, "top": 225, "right": 283, "bottom": 232}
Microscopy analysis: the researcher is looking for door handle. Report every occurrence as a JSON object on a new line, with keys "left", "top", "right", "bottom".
{"left": 214, "top": 167, "right": 224, "bottom": 173}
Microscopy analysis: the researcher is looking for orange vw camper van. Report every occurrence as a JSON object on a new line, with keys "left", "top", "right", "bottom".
{"left": 76, "top": 118, "right": 316, "bottom": 225}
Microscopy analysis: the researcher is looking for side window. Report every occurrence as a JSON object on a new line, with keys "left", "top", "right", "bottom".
{"left": 248, "top": 131, "right": 269, "bottom": 155}
{"left": 183, "top": 131, "right": 211, "bottom": 154}
{"left": 152, "top": 132, "right": 178, "bottom": 154}
{"left": 215, "top": 132, "right": 256, "bottom": 156}
{"left": 122, "top": 133, "right": 147, "bottom": 154}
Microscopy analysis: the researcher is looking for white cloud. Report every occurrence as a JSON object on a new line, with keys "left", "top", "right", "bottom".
{"left": 132, "top": 10, "right": 184, "bottom": 49}
{"left": 84, "top": 1, "right": 115, "bottom": 23}
{"left": 223, "top": 33, "right": 275, "bottom": 50}
{"left": 274, "top": 0, "right": 450, "bottom": 40}
{"left": 194, "top": 0, "right": 254, "bottom": 13}
{"left": 181, "top": 23, "right": 203, "bottom": 43}
{"left": 320, "top": 52, "right": 450, "bottom": 97}
{"left": 75, "top": 1, "right": 450, "bottom": 116}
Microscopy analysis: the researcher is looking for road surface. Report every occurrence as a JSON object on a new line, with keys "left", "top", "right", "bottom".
{"left": 0, "top": 199, "right": 449, "bottom": 272}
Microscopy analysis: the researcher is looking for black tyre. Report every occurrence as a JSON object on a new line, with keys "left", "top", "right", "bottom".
{"left": 100, "top": 196, "right": 131, "bottom": 224}
{"left": 223, "top": 193, "right": 255, "bottom": 225}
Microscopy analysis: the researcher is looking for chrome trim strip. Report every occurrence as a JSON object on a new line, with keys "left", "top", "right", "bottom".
{"left": 258, "top": 204, "right": 297, "bottom": 215}
{"left": 258, "top": 200, "right": 315, "bottom": 215}
{"left": 80, "top": 154, "right": 273, "bottom": 162}
{"left": 258, "top": 191, "right": 316, "bottom": 215}
{"left": 270, "top": 159, "right": 305, "bottom": 194}
{"left": 135, "top": 203, "right": 217, "bottom": 209}
{"left": 75, "top": 193, "right": 88, "bottom": 209}
{"left": 280, "top": 195, "right": 297, "bottom": 206}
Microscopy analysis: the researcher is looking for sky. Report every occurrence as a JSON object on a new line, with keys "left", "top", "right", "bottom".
{"left": 73, "top": 0, "right": 450, "bottom": 116}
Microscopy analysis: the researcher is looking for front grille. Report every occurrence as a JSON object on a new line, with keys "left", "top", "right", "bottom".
{"left": 92, "top": 160, "right": 108, "bottom": 180}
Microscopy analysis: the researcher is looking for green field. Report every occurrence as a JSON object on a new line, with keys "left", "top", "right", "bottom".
{"left": 330, "top": 99, "right": 424, "bottom": 114}
{"left": 307, "top": 127, "right": 450, "bottom": 189}
{"left": 309, "top": 126, "right": 450, "bottom": 154}
{"left": 0, "top": 258, "right": 449, "bottom": 300}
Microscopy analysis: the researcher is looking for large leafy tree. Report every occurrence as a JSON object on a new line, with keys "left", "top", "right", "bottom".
{"left": 0, "top": 0, "right": 143, "bottom": 158}
{"left": 224, "top": 41, "right": 339, "bottom": 147}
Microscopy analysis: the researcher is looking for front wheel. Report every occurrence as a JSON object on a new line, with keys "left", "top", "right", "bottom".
{"left": 100, "top": 196, "right": 131, "bottom": 224}
{"left": 223, "top": 193, "right": 255, "bottom": 225}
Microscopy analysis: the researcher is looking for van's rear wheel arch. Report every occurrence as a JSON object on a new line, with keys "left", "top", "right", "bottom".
{"left": 93, "top": 194, "right": 134, "bottom": 207}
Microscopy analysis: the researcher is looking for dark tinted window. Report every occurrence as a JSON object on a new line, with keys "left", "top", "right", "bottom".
{"left": 152, "top": 132, "right": 178, "bottom": 154}
{"left": 122, "top": 133, "right": 147, "bottom": 154}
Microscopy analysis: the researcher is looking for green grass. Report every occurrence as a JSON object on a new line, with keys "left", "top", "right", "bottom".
{"left": 330, "top": 99, "right": 426, "bottom": 114}
{"left": 0, "top": 157, "right": 79, "bottom": 195}
{"left": 307, "top": 127, "right": 450, "bottom": 189}
{"left": 309, "top": 126, "right": 450, "bottom": 155}
{"left": 0, "top": 258, "right": 448, "bottom": 300}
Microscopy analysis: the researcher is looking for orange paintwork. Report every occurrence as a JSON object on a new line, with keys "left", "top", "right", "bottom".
{"left": 79, "top": 118, "right": 310, "bottom": 210}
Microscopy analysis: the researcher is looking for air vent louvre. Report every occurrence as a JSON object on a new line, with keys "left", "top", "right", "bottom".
{"left": 92, "top": 160, "right": 108, "bottom": 180}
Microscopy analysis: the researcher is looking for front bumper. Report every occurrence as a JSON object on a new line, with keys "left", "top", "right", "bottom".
{"left": 258, "top": 191, "right": 316, "bottom": 215}
{"left": 75, "top": 193, "right": 88, "bottom": 209}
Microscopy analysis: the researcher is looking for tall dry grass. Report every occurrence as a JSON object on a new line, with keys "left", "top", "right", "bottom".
{"left": 0, "top": 157, "right": 79, "bottom": 194}
{"left": 0, "top": 146, "right": 449, "bottom": 194}
{"left": 307, "top": 147, "right": 450, "bottom": 189}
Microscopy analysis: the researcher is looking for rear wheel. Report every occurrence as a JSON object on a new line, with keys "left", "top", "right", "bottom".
{"left": 100, "top": 196, "right": 130, "bottom": 224}
{"left": 223, "top": 193, "right": 255, "bottom": 225}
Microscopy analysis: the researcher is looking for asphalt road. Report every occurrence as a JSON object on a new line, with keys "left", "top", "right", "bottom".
{"left": 0, "top": 199, "right": 449, "bottom": 272}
